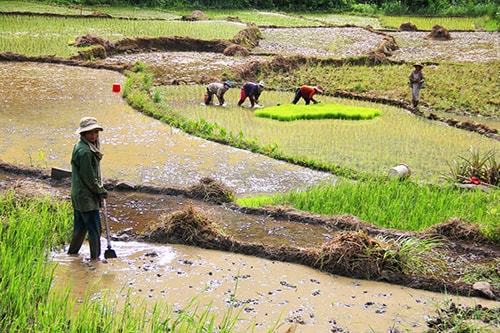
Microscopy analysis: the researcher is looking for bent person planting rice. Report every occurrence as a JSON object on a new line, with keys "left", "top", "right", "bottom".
{"left": 205, "top": 80, "right": 232, "bottom": 106}
{"left": 238, "top": 81, "right": 265, "bottom": 108}
{"left": 292, "top": 85, "right": 324, "bottom": 105}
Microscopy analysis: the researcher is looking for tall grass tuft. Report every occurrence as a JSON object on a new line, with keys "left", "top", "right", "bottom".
{"left": 0, "top": 191, "right": 72, "bottom": 331}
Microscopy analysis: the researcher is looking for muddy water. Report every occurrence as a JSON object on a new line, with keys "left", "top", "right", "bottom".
{"left": 51, "top": 242, "right": 498, "bottom": 333}
{"left": 0, "top": 62, "right": 335, "bottom": 196}
{"left": 2, "top": 62, "right": 497, "bottom": 332}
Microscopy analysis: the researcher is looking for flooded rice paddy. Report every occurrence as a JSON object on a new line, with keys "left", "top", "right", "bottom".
{"left": 51, "top": 241, "right": 498, "bottom": 333}
{"left": 1, "top": 61, "right": 498, "bottom": 332}
{"left": 0, "top": 62, "right": 335, "bottom": 196}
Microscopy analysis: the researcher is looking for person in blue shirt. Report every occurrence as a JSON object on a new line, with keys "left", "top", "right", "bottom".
{"left": 205, "top": 80, "right": 232, "bottom": 106}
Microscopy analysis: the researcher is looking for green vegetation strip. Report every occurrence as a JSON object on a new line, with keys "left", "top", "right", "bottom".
{"left": 237, "top": 178, "right": 500, "bottom": 243}
{"left": 254, "top": 103, "right": 381, "bottom": 121}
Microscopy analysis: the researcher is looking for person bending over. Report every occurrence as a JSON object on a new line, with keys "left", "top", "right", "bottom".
{"left": 206, "top": 80, "right": 232, "bottom": 106}
{"left": 237, "top": 81, "right": 264, "bottom": 108}
{"left": 292, "top": 85, "right": 324, "bottom": 105}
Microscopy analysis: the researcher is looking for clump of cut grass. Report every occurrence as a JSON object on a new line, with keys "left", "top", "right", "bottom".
{"left": 186, "top": 177, "right": 236, "bottom": 204}
{"left": 314, "top": 230, "right": 396, "bottom": 279}
{"left": 254, "top": 103, "right": 381, "bottom": 121}
{"left": 145, "top": 205, "right": 228, "bottom": 246}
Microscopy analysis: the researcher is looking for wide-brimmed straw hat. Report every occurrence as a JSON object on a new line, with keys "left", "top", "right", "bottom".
{"left": 315, "top": 85, "right": 324, "bottom": 94}
{"left": 76, "top": 117, "right": 103, "bottom": 134}
{"left": 413, "top": 63, "right": 423, "bottom": 68}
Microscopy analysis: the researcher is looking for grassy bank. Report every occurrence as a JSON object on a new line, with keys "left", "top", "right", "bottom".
{"left": 0, "top": 191, "right": 246, "bottom": 332}
{"left": 237, "top": 178, "right": 500, "bottom": 243}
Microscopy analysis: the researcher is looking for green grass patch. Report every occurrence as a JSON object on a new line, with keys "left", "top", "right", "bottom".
{"left": 236, "top": 178, "right": 500, "bottom": 243}
{"left": 378, "top": 15, "right": 498, "bottom": 31}
{"left": 0, "top": 1, "right": 94, "bottom": 15}
{"left": 0, "top": 15, "right": 245, "bottom": 57}
{"left": 379, "top": 16, "right": 498, "bottom": 31}
{"left": 254, "top": 103, "right": 381, "bottom": 121}
{"left": 187, "top": 9, "right": 324, "bottom": 27}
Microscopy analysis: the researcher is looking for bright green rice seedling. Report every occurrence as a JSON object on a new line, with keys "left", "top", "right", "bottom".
{"left": 379, "top": 15, "right": 498, "bottom": 31}
{"left": 254, "top": 103, "right": 382, "bottom": 121}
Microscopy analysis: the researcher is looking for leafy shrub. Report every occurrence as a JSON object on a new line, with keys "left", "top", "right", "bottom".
{"left": 445, "top": 147, "right": 500, "bottom": 186}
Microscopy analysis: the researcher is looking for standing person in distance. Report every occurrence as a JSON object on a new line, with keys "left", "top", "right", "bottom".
{"left": 237, "top": 81, "right": 265, "bottom": 108}
{"left": 67, "top": 117, "right": 108, "bottom": 261}
{"left": 291, "top": 85, "right": 324, "bottom": 105}
{"left": 408, "top": 63, "right": 425, "bottom": 109}
{"left": 205, "top": 80, "right": 232, "bottom": 106}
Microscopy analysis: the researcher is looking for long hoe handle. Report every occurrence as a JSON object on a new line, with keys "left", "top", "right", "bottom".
{"left": 102, "top": 198, "right": 117, "bottom": 258}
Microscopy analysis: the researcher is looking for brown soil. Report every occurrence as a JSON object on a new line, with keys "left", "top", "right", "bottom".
{"left": 1, "top": 162, "right": 498, "bottom": 302}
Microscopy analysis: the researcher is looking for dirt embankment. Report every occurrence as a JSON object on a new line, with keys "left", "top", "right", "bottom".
{"left": 1, "top": 161, "right": 498, "bottom": 301}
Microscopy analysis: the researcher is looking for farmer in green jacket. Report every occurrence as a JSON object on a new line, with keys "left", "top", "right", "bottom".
{"left": 67, "top": 117, "right": 108, "bottom": 260}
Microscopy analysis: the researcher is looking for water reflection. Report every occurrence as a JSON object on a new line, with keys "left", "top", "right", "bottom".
{"left": 0, "top": 62, "right": 335, "bottom": 195}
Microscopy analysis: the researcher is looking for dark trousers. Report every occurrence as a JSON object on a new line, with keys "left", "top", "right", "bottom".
{"left": 292, "top": 88, "right": 310, "bottom": 105}
{"left": 205, "top": 88, "right": 213, "bottom": 105}
{"left": 68, "top": 209, "right": 102, "bottom": 260}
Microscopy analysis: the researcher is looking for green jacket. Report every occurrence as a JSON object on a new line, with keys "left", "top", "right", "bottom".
{"left": 70, "top": 140, "right": 107, "bottom": 212}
